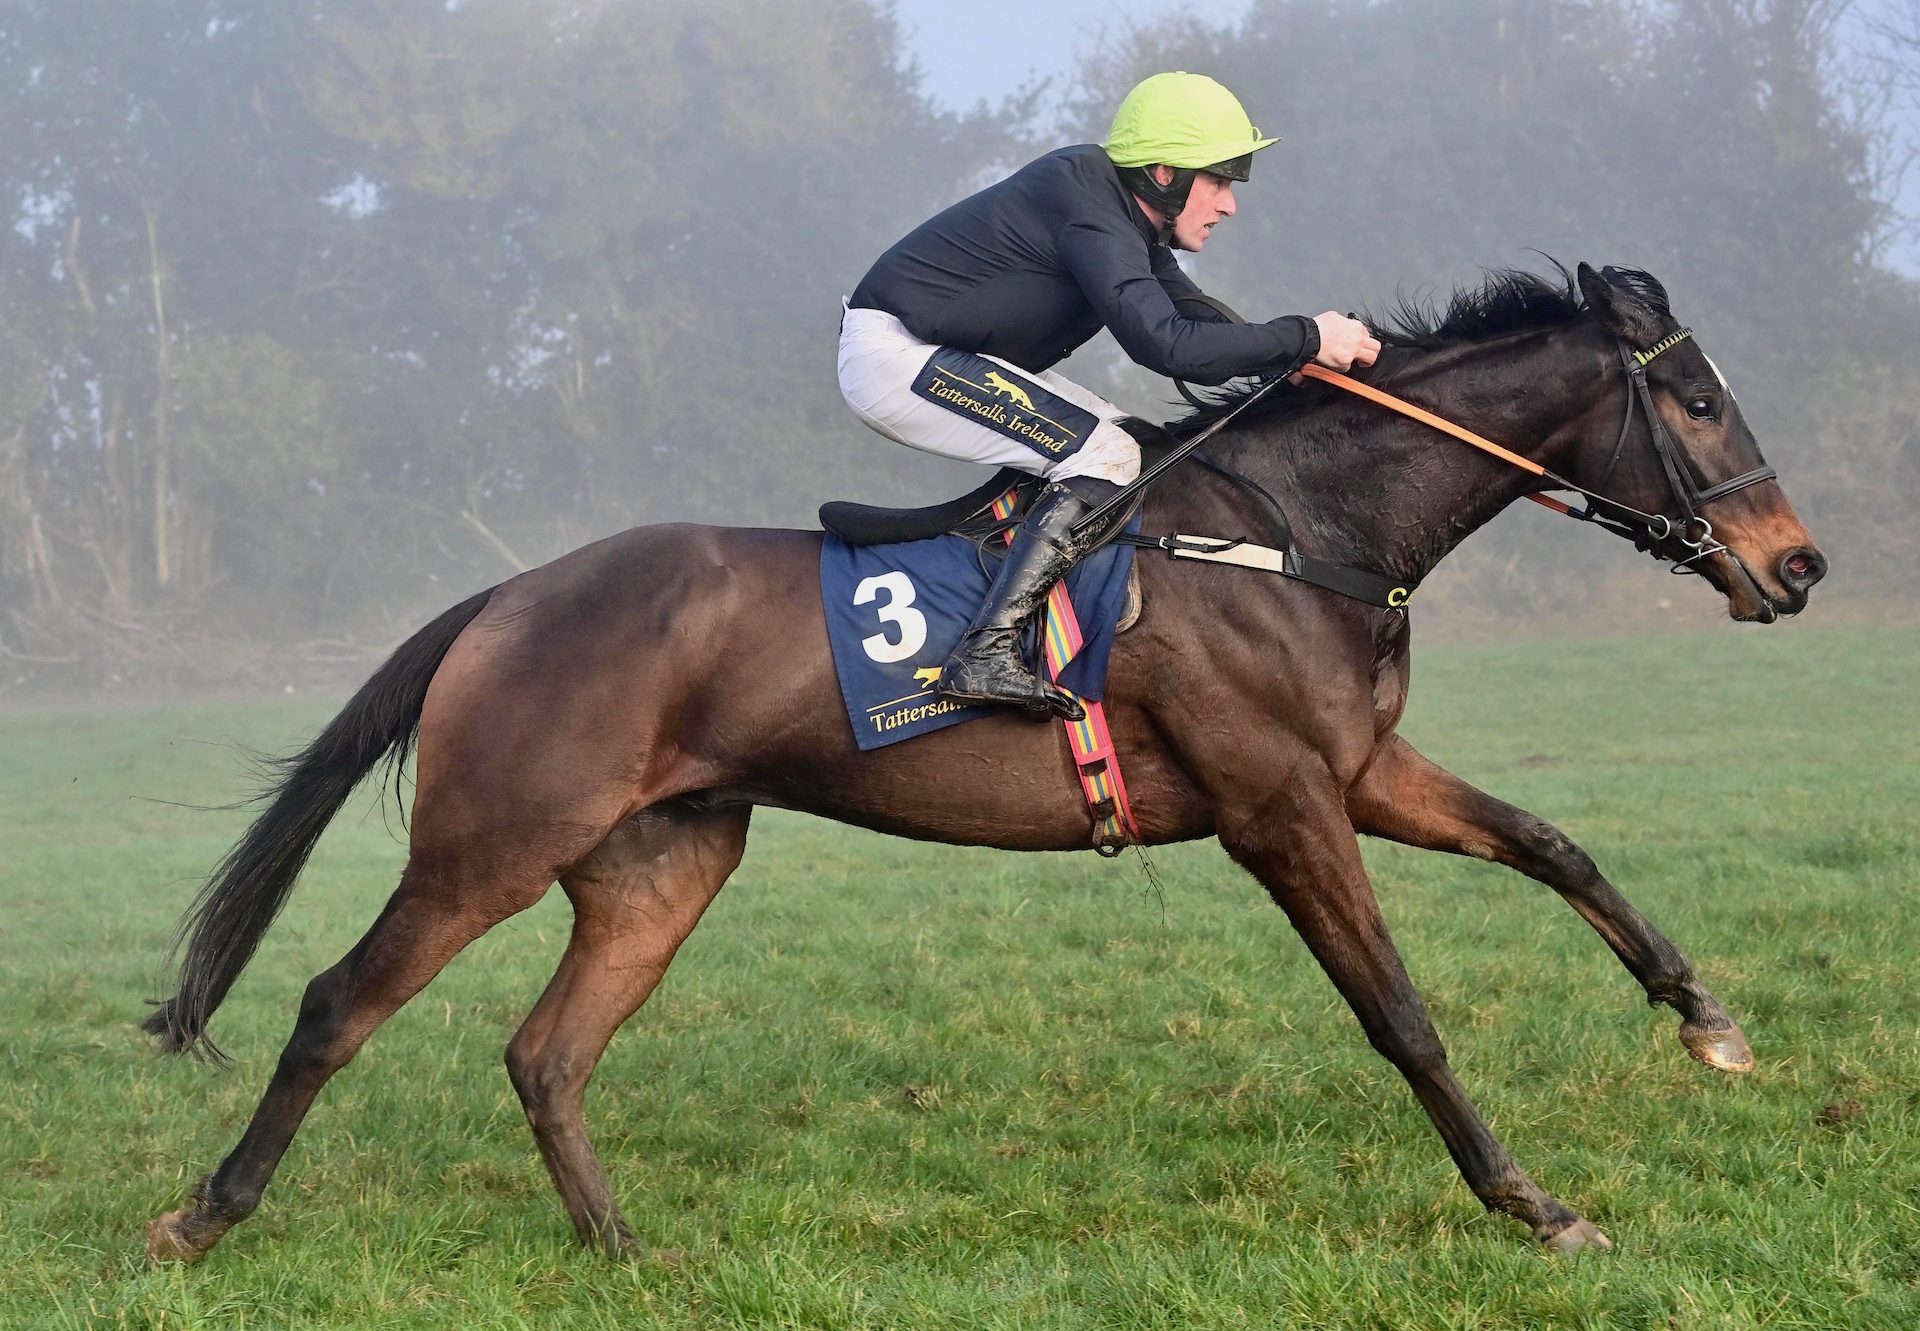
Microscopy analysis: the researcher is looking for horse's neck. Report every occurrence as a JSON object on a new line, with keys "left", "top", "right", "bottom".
{"left": 1222, "top": 327, "right": 1608, "bottom": 585}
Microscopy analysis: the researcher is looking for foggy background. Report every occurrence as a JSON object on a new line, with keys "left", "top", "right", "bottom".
{"left": 2, "top": 0, "right": 1915, "bottom": 694}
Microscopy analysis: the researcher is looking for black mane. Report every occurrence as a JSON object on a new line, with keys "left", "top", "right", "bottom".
{"left": 1375, "top": 261, "right": 1584, "bottom": 349}
{"left": 1168, "top": 261, "right": 1671, "bottom": 438}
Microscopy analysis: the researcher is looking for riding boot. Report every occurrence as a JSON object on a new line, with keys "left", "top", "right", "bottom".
{"left": 940, "top": 479, "right": 1116, "bottom": 722}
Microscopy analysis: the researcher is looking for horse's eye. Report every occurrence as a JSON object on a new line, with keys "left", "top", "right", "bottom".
{"left": 1686, "top": 396, "right": 1715, "bottom": 420}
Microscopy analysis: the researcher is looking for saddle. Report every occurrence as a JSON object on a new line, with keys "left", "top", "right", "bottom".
{"left": 818, "top": 420, "right": 1160, "bottom": 552}
{"left": 819, "top": 465, "right": 1030, "bottom": 545}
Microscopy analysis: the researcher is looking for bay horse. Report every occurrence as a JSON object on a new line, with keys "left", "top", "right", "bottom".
{"left": 143, "top": 263, "right": 1826, "bottom": 1262}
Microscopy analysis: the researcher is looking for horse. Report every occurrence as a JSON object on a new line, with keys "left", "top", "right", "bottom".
{"left": 141, "top": 262, "right": 1827, "bottom": 1262}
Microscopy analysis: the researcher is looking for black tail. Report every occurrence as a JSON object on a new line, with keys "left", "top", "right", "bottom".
{"left": 143, "top": 588, "right": 496, "bottom": 1061}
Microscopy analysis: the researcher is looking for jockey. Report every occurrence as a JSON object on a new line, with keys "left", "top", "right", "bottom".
{"left": 840, "top": 71, "right": 1380, "bottom": 720}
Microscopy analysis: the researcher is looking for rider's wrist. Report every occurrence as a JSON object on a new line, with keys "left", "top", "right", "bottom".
{"left": 1271, "top": 314, "right": 1319, "bottom": 374}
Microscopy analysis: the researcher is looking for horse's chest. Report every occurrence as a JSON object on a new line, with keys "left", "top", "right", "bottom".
{"left": 1369, "top": 616, "right": 1412, "bottom": 738}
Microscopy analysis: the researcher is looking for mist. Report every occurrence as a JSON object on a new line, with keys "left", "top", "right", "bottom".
{"left": 1, "top": 0, "right": 1914, "bottom": 695}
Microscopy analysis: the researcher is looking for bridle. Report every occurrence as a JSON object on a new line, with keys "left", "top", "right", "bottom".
{"left": 1302, "top": 325, "right": 1778, "bottom": 577}
{"left": 1075, "top": 314, "right": 1783, "bottom": 612}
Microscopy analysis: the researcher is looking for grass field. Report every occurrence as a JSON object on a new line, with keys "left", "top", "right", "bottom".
{"left": 2, "top": 624, "right": 1916, "bottom": 1329}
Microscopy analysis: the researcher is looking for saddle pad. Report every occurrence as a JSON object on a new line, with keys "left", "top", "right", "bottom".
{"left": 820, "top": 527, "right": 1136, "bottom": 751}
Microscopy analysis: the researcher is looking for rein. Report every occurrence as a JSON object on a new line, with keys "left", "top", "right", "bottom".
{"left": 1301, "top": 329, "right": 1776, "bottom": 576}
{"left": 1087, "top": 316, "right": 1778, "bottom": 612}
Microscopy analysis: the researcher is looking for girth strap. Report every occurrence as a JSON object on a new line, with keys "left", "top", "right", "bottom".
{"left": 988, "top": 489, "right": 1140, "bottom": 854}
{"left": 1120, "top": 532, "right": 1415, "bottom": 609}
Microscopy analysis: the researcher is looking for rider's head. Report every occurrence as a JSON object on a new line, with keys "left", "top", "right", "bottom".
{"left": 1104, "top": 72, "right": 1277, "bottom": 251}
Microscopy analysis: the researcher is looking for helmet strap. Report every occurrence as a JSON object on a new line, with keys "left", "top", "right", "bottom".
{"left": 1118, "top": 164, "right": 1197, "bottom": 244}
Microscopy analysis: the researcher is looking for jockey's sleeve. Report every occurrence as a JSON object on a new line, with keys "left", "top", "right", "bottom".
{"left": 1059, "top": 213, "right": 1317, "bottom": 384}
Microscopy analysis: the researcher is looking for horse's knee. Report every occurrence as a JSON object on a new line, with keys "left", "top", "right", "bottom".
{"left": 1358, "top": 1004, "right": 1449, "bottom": 1076}
{"left": 504, "top": 1035, "right": 542, "bottom": 1110}
{"left": 1509, "top": 818, "right": 1596, "bottom": 883}
{"left": 504, "top": 1036, "right": 585, "bottom": 1127}
{"left": 1382, "top": 1031, "right": 1448, "bottom": 1077}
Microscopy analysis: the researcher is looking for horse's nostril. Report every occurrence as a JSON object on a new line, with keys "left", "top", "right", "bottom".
{"left": 1780, "top": 548, "right": 1828, "bottom": 590}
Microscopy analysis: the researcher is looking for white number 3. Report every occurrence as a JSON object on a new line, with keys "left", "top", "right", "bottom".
{"left": 854, "top": 571, "right": 928, "bottom": 663}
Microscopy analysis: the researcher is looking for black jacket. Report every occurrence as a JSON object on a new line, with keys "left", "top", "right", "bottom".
{"left": 849, "top": 144, "right": 1317, "bottom": 384}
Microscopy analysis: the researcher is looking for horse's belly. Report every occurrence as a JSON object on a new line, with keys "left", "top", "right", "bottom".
{"left": 726, "top": 707, "right": 1212, "bottom": 852}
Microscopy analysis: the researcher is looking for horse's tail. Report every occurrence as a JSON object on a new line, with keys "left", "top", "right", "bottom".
{"left": 143, "top": 587, "right": 496, "bottom": 1062}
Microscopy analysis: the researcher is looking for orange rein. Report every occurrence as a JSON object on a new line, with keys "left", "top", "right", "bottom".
{"left": 1296, "top": 363, "right": 1569, "bottom": 513}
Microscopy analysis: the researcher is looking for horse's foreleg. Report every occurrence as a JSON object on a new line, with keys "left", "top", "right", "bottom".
{"left": 147, "top": 853, "right": 553, "bottom": 1263}
{"left": 505, "top": 802, "right": 751, "bottom": 1257}
{"left": 1347, "top": 735, "right": 1750, "bottom": 1073}
{"left": 1221, "top": 766, "right": 1610, "bottom": 1252}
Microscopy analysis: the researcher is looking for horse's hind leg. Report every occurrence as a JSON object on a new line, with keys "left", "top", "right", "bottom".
{"left": 146, "top": 850, "right": 553, "bottom": 1263}
{"left": 505, "top": 801, "right": 750, "bottom": 1256}
{"left": 1347, "top": 735, "right": 1750, "bottom": 1072}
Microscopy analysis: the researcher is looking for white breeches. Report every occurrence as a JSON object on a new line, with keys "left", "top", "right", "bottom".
{"left": 837, "top": 303, "right": 1141, "bottom": 485}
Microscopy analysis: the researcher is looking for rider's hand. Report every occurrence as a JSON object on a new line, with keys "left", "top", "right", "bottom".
{"left": 1312, "top": 311, "right": 1381, "bottom": 372}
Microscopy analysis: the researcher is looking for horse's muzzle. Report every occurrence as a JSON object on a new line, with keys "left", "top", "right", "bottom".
{"left": 1778, "top": 547, "right": 1828, "bottom": 598}
{"left": 1755, "top": 545, "right": 1828, "bottom": 620}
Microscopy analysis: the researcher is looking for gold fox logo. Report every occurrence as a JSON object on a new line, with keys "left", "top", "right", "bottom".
{"left": 913, "top": 666, "right": 943, "bottom": 689}
{"left": 982, "top": 371, "right": 1036, "bottom": 412}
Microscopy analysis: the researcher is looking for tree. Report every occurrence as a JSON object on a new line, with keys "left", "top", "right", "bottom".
{"left": 0, "top": 2, "right": 354, "bottom": 616}
{"left": 0, "top": 0, "right": 1034, "bottom": 684}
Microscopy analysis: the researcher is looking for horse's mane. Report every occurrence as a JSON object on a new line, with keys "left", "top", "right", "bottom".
{"left": 1168, "top": 260, "right": 1671, "bottom": 438}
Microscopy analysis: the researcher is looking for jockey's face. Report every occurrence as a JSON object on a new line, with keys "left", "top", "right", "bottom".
{"left": 1152, "top": 166, "right": 1237, "bottom": 252}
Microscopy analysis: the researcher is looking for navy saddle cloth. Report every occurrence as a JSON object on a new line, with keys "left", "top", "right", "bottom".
{"left": 819, "top": 474, "right": 1136, "bottom": 751}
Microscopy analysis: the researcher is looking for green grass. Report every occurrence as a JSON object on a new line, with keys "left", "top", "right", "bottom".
{"left": 2, "top": 624, "right": 1917, "bottom": 1329}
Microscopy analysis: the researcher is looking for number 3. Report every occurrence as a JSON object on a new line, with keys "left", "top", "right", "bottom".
{"left": 854, "top": 571, "right": 927, "bottom": 663}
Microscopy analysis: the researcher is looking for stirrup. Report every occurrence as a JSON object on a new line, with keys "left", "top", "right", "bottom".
{"left": 941, "top": 633, "right": 1085, "bottom": 721}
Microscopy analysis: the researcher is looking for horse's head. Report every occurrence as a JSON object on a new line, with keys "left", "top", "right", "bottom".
{"left": 1571, "top": 263, "right": 1827, "bottom": 623}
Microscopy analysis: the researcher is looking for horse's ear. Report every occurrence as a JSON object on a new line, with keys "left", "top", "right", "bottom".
{"left": 1577, "top": 261, "right": 1665, "bottom": 348}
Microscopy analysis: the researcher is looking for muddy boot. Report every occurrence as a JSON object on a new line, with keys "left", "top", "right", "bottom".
{"left": 940, "top": 480, "right": 1109, "bottom": 721}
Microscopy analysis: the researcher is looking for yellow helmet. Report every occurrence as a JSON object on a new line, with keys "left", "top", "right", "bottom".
{"left": 1104, "top": 72, "right": 1278, "bottom": 181}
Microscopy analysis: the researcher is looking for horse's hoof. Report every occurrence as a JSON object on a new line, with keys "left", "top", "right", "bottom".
{"left": 1538, "top": 1217, "right": 1613, "bottom": 1254}
{"left": 587, "top": 1218, "right": 679, "bottom": 1267}
{"left": 1682, "top": 1021, "right": 1754, "bottom": 1073}
{"left": 603, "top": 1236, "right": 682, "bottom": 1267}
{"left": 145, "top": 1210, "right": 208, "bottom": 1265}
